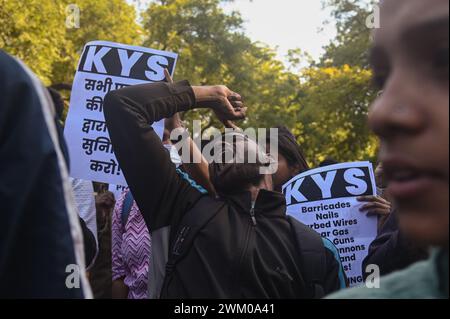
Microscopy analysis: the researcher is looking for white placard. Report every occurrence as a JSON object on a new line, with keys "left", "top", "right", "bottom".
{"left": 282, "top": 161, "right": 378, "bottom": 287}
{"left": 64, "top": 41, "right": 177, "bottom": 185}
{"left": 108, "top": 184, "right": 128, "bottom": 202}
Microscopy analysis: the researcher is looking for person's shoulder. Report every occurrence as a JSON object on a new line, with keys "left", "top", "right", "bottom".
{"left": 326, "top": 257, "right": 438, "bottom": 299}
{"left": 0, "top": 51, "right": 41, "bottom": 109}
{"left": 0, "top": 50, "right": 17, "bottom": 67}
{"left": 0, "top": 51, "right": 47, "bottom": 122}
{"left": 0, "top": 51, "right": 30, "bottom": 81}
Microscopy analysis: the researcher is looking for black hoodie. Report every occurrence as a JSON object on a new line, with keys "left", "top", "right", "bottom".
{"left": 104, "top": 81, "right": 343, "bottom": 298}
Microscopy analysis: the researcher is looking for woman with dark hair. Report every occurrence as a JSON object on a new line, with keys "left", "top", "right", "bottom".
{"left": 266, "top": 126, "right": 309, "bottom": 192}
{"left": 329, "top": 0, "right": 448, "bottom": 299}
{"left": 265, "top": 126, "right": 348, "bottom": 290}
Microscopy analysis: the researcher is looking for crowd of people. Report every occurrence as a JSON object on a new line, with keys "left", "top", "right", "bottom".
{"left": 0, "top": 0, "right": 447, "bottom": 299}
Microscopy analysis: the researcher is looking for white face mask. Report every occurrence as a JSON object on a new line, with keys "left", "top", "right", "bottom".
{"left": 164, "top": 144, "right": 182, "bottom": 167}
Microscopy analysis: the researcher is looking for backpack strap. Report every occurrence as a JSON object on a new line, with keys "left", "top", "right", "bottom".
{"left": 121, "top": 190, "right": 134, "bottom": 228}
{"left": 287, "top": 216, "right": 327, "bottom": 298}
{"left": 159, "top": 196, "right": 226, "bottom": 297}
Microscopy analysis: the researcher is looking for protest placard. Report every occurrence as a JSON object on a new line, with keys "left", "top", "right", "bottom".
{"left": 108, "top": 184, "right": 128, "bottom": 202}
{"left": 64, "top": 41, "right": 177, "bottom": 185}
{"left": 282, "top": 162, "right": 378, "bottom": 287}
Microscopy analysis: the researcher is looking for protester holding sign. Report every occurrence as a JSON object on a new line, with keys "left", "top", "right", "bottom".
{"left": 266, "top": 126, "right": 347, "bottom": 288}
{"left": 283, "top": 162, "right": 378, "bottom": 287}
{"left": 329, "top": 0, "right": 448, "bottom": 299}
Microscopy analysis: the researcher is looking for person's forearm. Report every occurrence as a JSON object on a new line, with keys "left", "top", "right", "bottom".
{"left": 105, "top": 81, "right": 196, "bottom": 126}
{"left": 182, "top": 137, "right": 216, "bottom": 196}
{"left": 104, "top": 81, "right": 196, "bottom": 228}
{"left": 166, "top": 114, "right": 216, "bottom": 195}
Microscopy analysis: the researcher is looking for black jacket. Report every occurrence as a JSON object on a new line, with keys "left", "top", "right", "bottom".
{"left": 104, "top": 81, "right": 344, "bottom": 298}
{"left": 0, "top": 51, "right": 89, "bottom": 298}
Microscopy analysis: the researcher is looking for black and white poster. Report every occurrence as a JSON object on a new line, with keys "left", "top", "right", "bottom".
{"left": 64, "top": 41, "right": 177, "bottom": 185}
{"left": 282, "top": 162, "right": 378, "bottom": 287}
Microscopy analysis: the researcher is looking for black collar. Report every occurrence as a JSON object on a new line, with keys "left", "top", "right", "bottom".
{"left": 223, "top": 189, "right": 287, "bottom": 217}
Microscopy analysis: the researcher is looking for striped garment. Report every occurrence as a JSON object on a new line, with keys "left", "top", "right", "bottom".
{"left": 111, "top": 191, "right": 151, "bottom": 299}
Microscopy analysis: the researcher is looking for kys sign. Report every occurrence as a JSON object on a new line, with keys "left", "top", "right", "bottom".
{"left": 282, "top": 162, "right": 378, "bottom": 287}
{"left": 78, "top": 42, "right": 177, "bottom": 81}
{"left": 64, "top": 41, "right": 176, "bottom": 185}
{"left": 284, "top": 163, "right": 374, "bottom": 205}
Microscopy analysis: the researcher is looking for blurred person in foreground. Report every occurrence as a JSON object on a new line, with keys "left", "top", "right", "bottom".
{"left": 0, "top": 51, "right": 91, "bottom": 298}
{"left": 48, "top": 87, "right": 98, "bottom": 270}
{"left": 329, "top": 0, "right": 448, "bottom": 299}
{"left": 361, "top": 163, "right": 428, "bottom": 280}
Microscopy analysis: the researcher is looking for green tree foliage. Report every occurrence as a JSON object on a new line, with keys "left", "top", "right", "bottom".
{"left": 142, "top": 0, "right": 300, "bottom": 130}
{"left": 1, "top": 0, "right": 377, "bottom": 164}
{"left": 0, "top": 0, "right": 67, "bottom": 84}
{"left": 52, "top": 0, "right": 142, "bottom": 85}
{"left": 291, "top": 66, "right": 378, "bottom": 165}
{"left": 143, "top": 0, "right": 245, "bottom": 83}
{"left": 320, "top": 0, "right": 375, "bottom": 68}
{"left": 0, "top": 0, "right": 140, "bottom": 85}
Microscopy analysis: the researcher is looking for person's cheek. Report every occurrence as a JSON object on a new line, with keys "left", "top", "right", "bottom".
{"left": 274, "top": 161, "right": 287, "bottom": 189}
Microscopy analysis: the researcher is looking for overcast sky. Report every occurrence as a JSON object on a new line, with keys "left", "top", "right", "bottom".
{"left": 128, "top": 0, "right": 337, "bottom": 64}
{"left": 222, "top": 0, "right": 336, "bottom": 62}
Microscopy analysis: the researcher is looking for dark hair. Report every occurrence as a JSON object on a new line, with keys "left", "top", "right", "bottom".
{"left": 319, "top": 158, "right": 338, "bottom": 167}
{"left": 208, "top": 132, "right": 269, "bottom": 196}
{"left": 209, "top": 162, "right": 263, "bottom": 195}
{"left": 47, "top": 87, "right": 65, "bottom": 120}
{"left": 268, "top": 126, "right": 309, "bottom": 173}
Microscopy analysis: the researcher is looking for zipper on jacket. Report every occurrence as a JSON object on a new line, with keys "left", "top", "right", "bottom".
{"left": 234, "top": 211, "right": 254, "bottom": 293}
{"left": 250, "top": 202, "right": 257, "bottom": 226}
